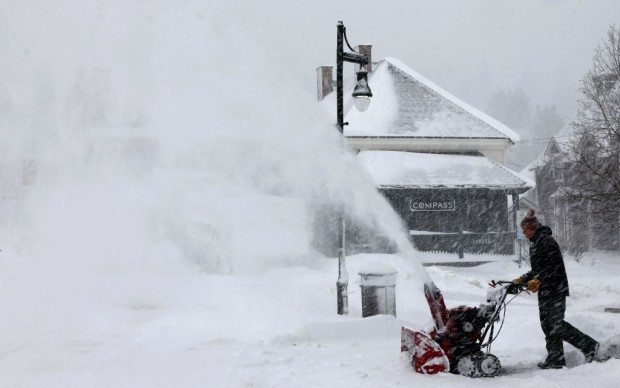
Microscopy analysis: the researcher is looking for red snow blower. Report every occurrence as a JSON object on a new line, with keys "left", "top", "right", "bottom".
{"left": 401, "top": 280, "right": 527, "bottom": 377}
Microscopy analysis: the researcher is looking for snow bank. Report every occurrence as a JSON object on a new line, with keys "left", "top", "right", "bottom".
{"left": 2, "top": 249, "right": 620, "bottom": 387}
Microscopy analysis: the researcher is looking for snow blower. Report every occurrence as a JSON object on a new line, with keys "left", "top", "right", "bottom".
{"left": 401, "top": 280, "right": 527, "bottom": 377}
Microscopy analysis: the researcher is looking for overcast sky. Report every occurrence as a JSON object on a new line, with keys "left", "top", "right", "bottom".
{"left": 2, "top": 0, "right": 619, "bottom": 124}
{"left": 233, "top": 0, "right": 620, "bottom": 119}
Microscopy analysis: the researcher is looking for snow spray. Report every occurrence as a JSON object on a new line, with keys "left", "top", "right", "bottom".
{"left": 0, "top": 1, "right": 432, "bottom": 280}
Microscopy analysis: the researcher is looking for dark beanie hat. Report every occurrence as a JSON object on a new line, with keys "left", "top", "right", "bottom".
{"left": 520, "top": 209, "right": 540, "bottom": 227}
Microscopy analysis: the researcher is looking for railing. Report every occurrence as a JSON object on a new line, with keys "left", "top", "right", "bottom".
{"left": 409, "top": 230, "right": 515, "bottom": 257}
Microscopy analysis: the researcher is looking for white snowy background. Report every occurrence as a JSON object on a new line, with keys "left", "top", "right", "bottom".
{"left": 1, "top": 1, "right": 620, "bottom": 387}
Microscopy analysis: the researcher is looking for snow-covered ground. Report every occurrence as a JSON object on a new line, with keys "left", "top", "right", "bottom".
{"left": 1, "top": 247, "right": 619, "bottom": 387}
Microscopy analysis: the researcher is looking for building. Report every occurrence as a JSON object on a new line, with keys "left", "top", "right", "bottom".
{"left": 318, "top": 52, "right": 532, "bottom": 256}
{"left": 524, "top": 125, "right": 619, "bottom": 254}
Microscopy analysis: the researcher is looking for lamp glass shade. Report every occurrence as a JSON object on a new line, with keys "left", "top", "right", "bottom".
{"left": 351, "top": 75, "right": 372, "bottom": 112}
{"left": 353, "top": 96, "right": 371, "bottom": 112}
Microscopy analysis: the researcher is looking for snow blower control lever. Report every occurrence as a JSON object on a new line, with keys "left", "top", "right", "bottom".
{"left": 401, "top": 280, "right": 528, "bottom": 377}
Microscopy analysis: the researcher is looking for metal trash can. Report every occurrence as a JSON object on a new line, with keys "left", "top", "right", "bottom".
{"left": 359, "top": 262, "right": 397, "bottom": 317}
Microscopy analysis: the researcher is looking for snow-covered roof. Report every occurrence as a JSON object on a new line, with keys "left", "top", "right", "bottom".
{"left": 519, "top": 160, "right": 537, "bottom": 183}
{"left": 357, "top": 151, "right": 533, "bottom": 192}
{"left": 343, "top": 58, "right": 519, "bottom": 143}
{"left": 550, "top": 122, "right": 575, "bottom": 154}
{"left": 524, "top": 122, "right": 575, "bottom": 171}
{"left": 515, "top": 160, "right": 539, "bottom": 209}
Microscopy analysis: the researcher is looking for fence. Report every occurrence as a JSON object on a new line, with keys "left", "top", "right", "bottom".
{"left": 409, "top": 230, "right": 515, "bottom": 257}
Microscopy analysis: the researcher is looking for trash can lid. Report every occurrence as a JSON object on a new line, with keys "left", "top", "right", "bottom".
{"left": 359, "top": 261, "right": 397, "bottom": 275}
{"left": 359, "top": 262, "right": 397, "bottom": 287}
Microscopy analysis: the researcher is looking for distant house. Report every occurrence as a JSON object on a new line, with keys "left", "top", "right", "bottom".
{"left": 526, "top": 128, "right": 572, "bottom": 241}
{"left": 510, "top": 154, "right": 542, "bottom": 223}
{"left": 525, "top": 125, "right": 619, "bottom": 254}
{"left": 317, "top": 53, "right": 532, "bottom": 256}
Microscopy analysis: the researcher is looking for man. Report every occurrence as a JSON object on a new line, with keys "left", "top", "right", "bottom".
{"left": 513, "top": 209, "right": 599, "bottom": 369}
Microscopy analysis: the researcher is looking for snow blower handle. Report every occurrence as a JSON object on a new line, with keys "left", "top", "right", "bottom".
{"left": 488, "top": 280, "right": 528, "bottom": 295}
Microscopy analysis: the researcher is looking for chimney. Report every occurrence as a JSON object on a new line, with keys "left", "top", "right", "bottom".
{"left": 316, "top": 66, "right": 333, "bottom": 101}
{"left": 355, "top": 44, "right": 372, "bottom": 73}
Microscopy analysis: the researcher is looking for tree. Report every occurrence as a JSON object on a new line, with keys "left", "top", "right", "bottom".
{"left": 564, "top": 25, "right": 620, "bottom": 248}
{"left": 531, "top": 105, "right": 565, "bottom": 140}
{"left": 486, "top": 88, "right": 532, "bottom": 131}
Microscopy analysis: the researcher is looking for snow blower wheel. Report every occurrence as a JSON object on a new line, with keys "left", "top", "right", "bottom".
{"left": 456, "top": 356, "right": 477, "bottom": 377}
{"left": 477, "top": 354, "right": 501, "bottom": 377}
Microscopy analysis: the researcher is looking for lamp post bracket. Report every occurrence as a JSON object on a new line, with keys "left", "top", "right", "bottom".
{"left": 342, "top": 52, "right": 368, "bottom": 65}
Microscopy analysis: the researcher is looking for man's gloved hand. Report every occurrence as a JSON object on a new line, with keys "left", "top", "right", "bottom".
{"left": 512, "top": 277, "right": 524, "bottom": 284}
{"left": 527, "top": 278, "right": 541, "bottom": 293}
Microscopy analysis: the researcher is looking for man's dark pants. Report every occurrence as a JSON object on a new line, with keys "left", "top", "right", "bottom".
{"left": 539, "top": 295, "right": 597, "bottom": 365}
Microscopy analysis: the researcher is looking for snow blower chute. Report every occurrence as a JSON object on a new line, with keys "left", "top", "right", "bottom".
{"left": 401, "top": 280, "right": 527, "bottom": 377}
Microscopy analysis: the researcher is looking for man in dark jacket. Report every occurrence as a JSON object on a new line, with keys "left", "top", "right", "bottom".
{"left": 513, "top": 209, "right": 599, "bottom": 369}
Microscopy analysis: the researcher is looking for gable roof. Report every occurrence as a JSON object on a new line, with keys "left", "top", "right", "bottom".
{"left": 519, "top": 122, "right": 576, "bottom": 177}
{"left": 357, "top": 151, "right": 533, "bottom": 193}
{"left": 343, "top": 58, "right": 519, "bottom": 143}
{"left": 544, "top": 122, "right": 574, "bottom": 157}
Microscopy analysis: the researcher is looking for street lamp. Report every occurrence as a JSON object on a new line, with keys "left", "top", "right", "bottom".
{"left": 351, "top": 67, "right": 373, "bottom": 112}
{"left": 335, "top": 20, "right": 373, "bottom": 315}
